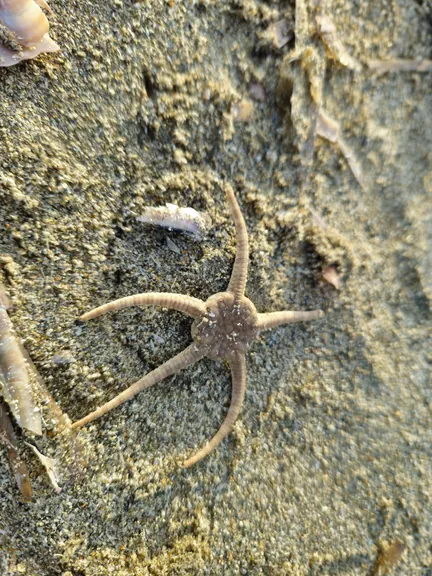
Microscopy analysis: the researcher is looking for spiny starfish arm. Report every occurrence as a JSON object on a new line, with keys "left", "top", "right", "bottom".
{"left": 184, "top": 351, "right": 246, "bottom": 468}
{"left": 226, "top": 184, "right": 249, "bottom": 301}
{"left": 80, "top": 293, "right": 206, "bottom": 321}
{"left": 257, "top": 309, "right": 324, "bottom": 331}
{"left": 72, "top": 343, "right": 204, "bottom": 429}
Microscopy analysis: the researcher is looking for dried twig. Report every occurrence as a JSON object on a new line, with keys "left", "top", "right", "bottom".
{"left": 316, "top": 109, "right": 364, "bottom": 188}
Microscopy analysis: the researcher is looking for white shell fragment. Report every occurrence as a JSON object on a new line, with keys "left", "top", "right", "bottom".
{"left": 0, "top": 0, "right": 59, "bottom": 67}
{"left": 0, "top": 286, "right": 42, "bottom": 435}
{"left": 137, "top": 203, "right": 211, "bottom": 238}
{"left": 0, "top": 34, "right": 59, "bottom": 67}
{"left": 322, "top": 266, "right": 341, "bottom": 290}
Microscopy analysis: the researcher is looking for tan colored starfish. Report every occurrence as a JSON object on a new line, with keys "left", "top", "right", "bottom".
{"left": 72, "top": 185, "right": 324, "bottom": 467}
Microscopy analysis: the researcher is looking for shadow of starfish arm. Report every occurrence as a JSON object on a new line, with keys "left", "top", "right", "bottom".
{"left": 80, "top": 293, "right": 206, "bottom": 321}
{"left": 71, "top": 344, "right": 204, "bottom": 429}
{"left": 184, "top": 351, "right": 246, "bottom": 468}
{"left": 225, "top": 184, "right": 249, "bottom": 301}
{"left": 257, "top": 309, "right": 324, "bottom": 331}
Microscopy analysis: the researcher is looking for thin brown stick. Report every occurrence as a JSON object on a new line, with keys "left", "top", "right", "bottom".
{"left": 368, "top": 59, "right": 432, "bottom": 75}
{"left": 81, "top": 293, "right": 206, "bottom": 321}
{"left": 226, "top": 184, "right": 249, "bottom": 301}
{"left": 257, "top": 309, "right": 324, "bottom": 331}
{"left": 184, "top": 352, "right": 246, "bottom": 468}
{"left": 72, "top": 344, "right": 204, "bottom": 429}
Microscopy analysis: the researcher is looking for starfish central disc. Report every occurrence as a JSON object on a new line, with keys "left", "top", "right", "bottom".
{"left": 191, "top": 292, "right": 259, "bottom": 361}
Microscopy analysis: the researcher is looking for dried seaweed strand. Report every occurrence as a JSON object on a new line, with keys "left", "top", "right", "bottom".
{"left": 0, "top": 399, "right": 32, "bottom": 500}
{"left": 316, "top": 109, "right": 364, "bottom": 188}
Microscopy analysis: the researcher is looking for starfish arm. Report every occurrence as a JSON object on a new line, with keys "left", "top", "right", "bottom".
{"left": 72, "top": 343, "right": 204, "bottom": 429}
{"left": 184, "top": 351, "right": 246, "bottom": 468}
{"left": 257, "top": 309, "right": 324, "bottom": 331}
{"left": 226, "top": 184, "right": 249, "bottom": 301}
{"left": 80, "top": 293, "right": 206, "bottom": 321}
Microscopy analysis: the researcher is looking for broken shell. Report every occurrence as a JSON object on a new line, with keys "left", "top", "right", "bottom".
{"left": 137, "top": 203, "right": 211, "bottom": 239}
{"left": 322, "top": 266, "right": 341, "bottom": 290}
{"left": 0, "top": 0, "right": 59, "bottom": 67}
{"left": 0, "top": 0, "right": 49, "bottom": 46}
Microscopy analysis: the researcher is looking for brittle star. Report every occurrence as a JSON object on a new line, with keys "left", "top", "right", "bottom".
{"left": 72, "top": 185, "right": 324, "bottom": 467}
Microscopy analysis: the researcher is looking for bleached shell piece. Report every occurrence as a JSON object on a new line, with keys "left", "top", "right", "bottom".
{"left": 0, "top": 0, "right": 59, "bottom": 67}
{"left": 137, "top": 203, "right": 212, "bottom": 238}
{"left": 0, "top": 0, "right": 48, "bottom": 46}
{"left": 0, "top": 303, "right": 42, "bottom": 435}
{"left": 34, "top": 0, "right": 52, "bottom": 15}
{"left": 0, "top": 33, "right": 59, "bottom": 67}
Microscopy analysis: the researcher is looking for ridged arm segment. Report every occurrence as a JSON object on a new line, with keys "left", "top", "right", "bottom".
{"left": 72, "top": 343, "right": 204, "bottom": 429}
{"left": 184, "top": 351, "right": 246, "bottom": 468}
{"left": 80, "top": 293, "right": 206, "bottom": 321}
{"left": 257, "top": 309, "right": 324, "bottom": 331}
{"left": 226, "top": 184, "right": 249, "bottom": 301}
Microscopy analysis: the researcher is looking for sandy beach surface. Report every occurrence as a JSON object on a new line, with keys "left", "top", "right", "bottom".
{"left": 0, "top": 0, "right": 431, "bottom": 574}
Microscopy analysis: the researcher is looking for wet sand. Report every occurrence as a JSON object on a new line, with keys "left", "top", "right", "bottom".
{"left": 0, "top": 0, "right": 431, "bottom": 574}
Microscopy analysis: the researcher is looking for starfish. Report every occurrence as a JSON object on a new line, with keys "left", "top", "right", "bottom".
{"left": 72, "top": 185, "right": 324, "bottom": 467}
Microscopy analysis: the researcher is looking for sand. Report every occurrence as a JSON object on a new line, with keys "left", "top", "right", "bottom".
{"left": 0, "top": 0, "right": 431, "bottom": 574}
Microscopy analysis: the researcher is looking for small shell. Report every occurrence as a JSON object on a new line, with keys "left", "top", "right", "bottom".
{"left": 322, "top": 266, "right": 341, "bottom": 290}
{"left": 0, "top": 0, "right": 59, "bottom": 67}
{"left": 0, "top": 34, "right": 59, "bottom": 67}
{"left": 0, "top": 0, "right": 49, "bottom": 46}
{"left": 137, "top": 203, "right": 211, "bottom": 238}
